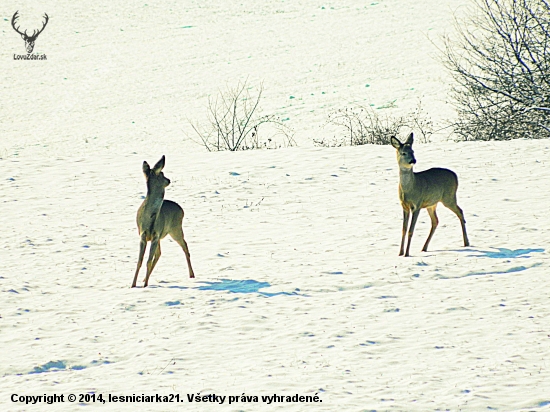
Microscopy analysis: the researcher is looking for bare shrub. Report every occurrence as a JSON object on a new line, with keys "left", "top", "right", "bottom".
{"left": 442, "top": 0, "right": 550, "bottom": 141}
{"left": 316, "top": 102, "right": 433, "bottom": 147}
{"left": 189, "top": 81, "right": 295, "bottom": 151}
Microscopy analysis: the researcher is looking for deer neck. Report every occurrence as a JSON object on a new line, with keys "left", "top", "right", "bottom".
{"left": 398, "top": 165, "right": 416, "bottom": 192}
{"left": 143, "top": 186, "right": 165, "bottom": 214}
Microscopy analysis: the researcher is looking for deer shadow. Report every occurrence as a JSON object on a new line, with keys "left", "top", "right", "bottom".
{"left": 196, "top": 279, "right": 299, "bottom": 297}
{"left": 457, "top": 247, "right": 544, "bottom": 259}
{"left": 436, "top": 247, "right": 544, "bottom": 280}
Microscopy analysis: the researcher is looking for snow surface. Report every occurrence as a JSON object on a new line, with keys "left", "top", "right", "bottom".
{"left": 1, "top": 0, "right": 550, "bottom": 411}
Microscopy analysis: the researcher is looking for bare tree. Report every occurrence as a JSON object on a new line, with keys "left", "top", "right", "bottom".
{"left": 190, "top": 80, "right": 295, "bottom": 151}
{"left": 317, "top": 102, "right": 433, "bottom": 147}
{"left": 443, "top": 0, "right": 550, "bottom": 141}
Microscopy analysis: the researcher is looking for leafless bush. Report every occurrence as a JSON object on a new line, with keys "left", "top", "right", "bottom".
{"left": 316, "top": 102, "right": 433, "bottom": 147}
{"left": 442, "top": 0, "right": 550, "bottom": 141}
{"left": 189, "top": 81, "right": 295, "bottom": 151}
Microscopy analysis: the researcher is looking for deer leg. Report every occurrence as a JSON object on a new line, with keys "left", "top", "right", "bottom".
{"left": 422, "top": 206, "right": 439, "bottom": 252}
{"left": 132, "top": 233, "right": 147, "bottom": 288}
{"left": 143, "top": 237, "right": 160, "bottom": 287}
{"left": 170, "top": 227, "right": 195, "bottom": 279}
{"left": 149, "top": 243, "right": 162, "bottom": 274}
{"left": 399, "top": 209, "right": 410, "bottom": 256}
{"left": 405, "top": 209, "right": 421, "bottom": 257}
{"left": 448, "top": 204, "right": 469, "bottom": 247}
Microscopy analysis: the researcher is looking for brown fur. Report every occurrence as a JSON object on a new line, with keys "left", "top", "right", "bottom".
{"left": 391, "top": 133, "right": 470, "bottom": 257}
{"left": 132, "top": 156, "right": 195, "bottom": 287}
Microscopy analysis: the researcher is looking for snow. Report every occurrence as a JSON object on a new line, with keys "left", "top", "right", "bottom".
{"left": 1, "top": 0, "right": 549, "bottom": 410}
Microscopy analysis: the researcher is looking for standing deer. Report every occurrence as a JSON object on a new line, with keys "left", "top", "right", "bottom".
{"left": 132, "top": 156, "right": 195, "bottom": 288}
{"left": 11, "top": 11, "right": 49, "bottom": 54}
{"left": 390, "top": 133, "right": 469, "bottom": 257}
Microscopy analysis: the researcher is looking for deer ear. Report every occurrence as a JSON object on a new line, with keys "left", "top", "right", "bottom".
{"left": 405, "top": 132, "right": 414, "bottom": 145}
{"left": 20, "top": 34, "right": 25, "bottom": 40}
{"left": 142, "top": 161, "right": 151, "bottom": 176}
{"left": 390, "top": 136, "right": 402, "bottom": 149}
{"left": 152, "top": 155, "right": 165, "bottom": 175}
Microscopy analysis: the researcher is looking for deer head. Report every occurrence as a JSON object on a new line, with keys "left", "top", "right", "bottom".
{"left": 11, "top": 11, "right": 49, "bottom": 54}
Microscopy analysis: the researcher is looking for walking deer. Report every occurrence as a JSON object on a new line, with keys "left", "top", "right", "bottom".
{"left": 390, "top": 133, "right": 470, "bottom": 257}
{"left": 132, "top": 156, "right": 195, "bottom": 287}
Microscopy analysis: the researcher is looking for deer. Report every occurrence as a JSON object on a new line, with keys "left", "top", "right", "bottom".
{"left": 390, "top": 133, "right": 470, "bottom": 257}
{"left": 132, "top": 156, "right": 195, "bottom": 288}
{"left": 11, "top": 11, "right": 49, "bottom": 54}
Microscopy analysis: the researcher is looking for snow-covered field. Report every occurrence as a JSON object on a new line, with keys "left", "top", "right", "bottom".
{"left": 1, "top": 0, "right": 549, "bottom": 411}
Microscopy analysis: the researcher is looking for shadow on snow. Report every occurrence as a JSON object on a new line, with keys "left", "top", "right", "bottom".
{"left": 196, "top": 279, "right": 299, "bottom": 297}
{"left": 437, "top": 262, "right": 542, "bottom": 280}
{"left": 26, "top": 360, "right": 92, "bottom": 375}
{"left": 460, "top": 247, "right": 544, "bottom": 259}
